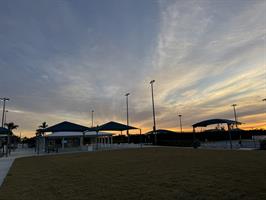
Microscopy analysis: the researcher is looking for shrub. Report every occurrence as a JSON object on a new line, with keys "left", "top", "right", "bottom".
{"left": 192, "top": 139, "right": 201, "bottom": 149}
{"left": 259, "top": 140, "right": 266, "bottom": 150}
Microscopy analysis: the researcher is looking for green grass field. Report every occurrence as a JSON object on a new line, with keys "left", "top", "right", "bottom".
{"left": 0, "top": 148, "right": 265, "bottom": 200}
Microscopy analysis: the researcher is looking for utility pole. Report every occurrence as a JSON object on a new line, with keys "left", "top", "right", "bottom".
{"left": 0, "top": 98, "right": 10, "bottom": 127}
{"left": 232, "top": 104, "right": 241, "bottom": 146}
{"left": 232, "top": 104, "right": 238, "bottom": 128}
{"left": 91, "top": 110, "right": 94, "bottom": 127}
{"left": 178, "top": 114, "right": 183, "bottom": 133}
{"left": 150, "top": 80, "right": 157, "bottom": 145}
{"left": 125, "top": 93, "right": 130, "bottom": 143}
{"left": 4, "top": 110, "right": 8, "bottom": 125}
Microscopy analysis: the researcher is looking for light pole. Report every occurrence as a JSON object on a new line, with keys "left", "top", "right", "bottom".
{"left": 178, "top": 114, "right": 182, "bottom": 133}
{"left": 150, "top": 80, "right": 157, "bottom": 144}
{"left": 91, "top": 110, "right": 94, "bottom": 127}
{"left": 4, "top": 110, "right": 8, "bottom": 125}
{"left": 125, "top": 93, "right": 130, "bottom": 143}
{"left": 232, "top": 104, "right": 238, "bottom": 128}
{"left": 0, "top": 98, "right": 10, "bottom": 127}
{"left": 263, "top": 99, "right": 266, "bottom": 111}
{"left": 232, "top": 104, "right": 241, "bottom": 146}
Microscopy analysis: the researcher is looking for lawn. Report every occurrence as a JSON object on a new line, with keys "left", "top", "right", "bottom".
{"left": 0, "top": 148, "right": 265, "bottom": 200}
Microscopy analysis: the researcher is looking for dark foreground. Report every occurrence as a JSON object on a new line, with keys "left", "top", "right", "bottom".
{"left": 0, "top": 148, "right": 266, "bottom": 200}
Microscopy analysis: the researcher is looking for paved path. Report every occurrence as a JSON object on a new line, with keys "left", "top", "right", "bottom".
{"left": 0, "top": 157, "right": 14, "bottom": 186}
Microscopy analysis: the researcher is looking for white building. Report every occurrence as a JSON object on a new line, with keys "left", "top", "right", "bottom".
{"left": 38, "top": 121, "right": 113, "bottom": 152}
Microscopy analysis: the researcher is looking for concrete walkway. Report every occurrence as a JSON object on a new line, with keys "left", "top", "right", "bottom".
{"left": 0, "top": 157, "right": 14, "bottom": 186}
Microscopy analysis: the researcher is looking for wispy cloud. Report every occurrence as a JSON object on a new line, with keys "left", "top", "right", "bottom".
{"left": 148, "top": 0, "right": 266, "bottom": 130}
{"left": 0, "top": 0, "right": 265, "bottom": 136}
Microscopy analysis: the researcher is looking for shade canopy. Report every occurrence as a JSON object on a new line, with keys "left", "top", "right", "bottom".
{"left": 94, "top": 121, "right": 139, "bottom": 131}
{"left": 39, "top": 121, "right": 92, "bottom": 133}
{"left": 46, "top": 131, "right": 113, "bottom": 137}
{"left": 145, "top": 129, "right": 177, "bottom": 135}
{"left": 0, "top": 127, "right": 11, "bottom": 135}
{"left": 192, "top": 119, "right": 241, "bottom": 128}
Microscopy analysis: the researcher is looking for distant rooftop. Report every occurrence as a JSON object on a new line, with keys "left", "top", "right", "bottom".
{"left": 0, "top": 127, "right": 11, "bottom": 136}
{"left": 192, "top": 119, "right": 241, "bottom": 128}
{"left": 39, "top": 121, "right": 92, "bottom": 133}
{"left": 94, "top": 121, "right": 139, "bottom": 131}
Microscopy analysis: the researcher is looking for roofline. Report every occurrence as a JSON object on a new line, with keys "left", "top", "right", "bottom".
{"left": 192, "top": 118, "right": 242, "bottom": 128}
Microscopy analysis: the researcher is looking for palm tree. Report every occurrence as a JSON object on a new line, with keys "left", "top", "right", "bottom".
{"left": 36, "top": 122, "right": 48, "bottom": 154}
{"left": 38, "top": 122, "right": 48, "bottom": 135}
{"left": 5, "top": 122, "right": 19, "bottom": 131}
{"left": 4, "top": 122, "right": 19, "bottom": 155}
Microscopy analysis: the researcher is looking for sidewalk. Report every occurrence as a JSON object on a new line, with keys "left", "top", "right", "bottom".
{"left": 0, "top": 158, "right": 14, "bottom": 186}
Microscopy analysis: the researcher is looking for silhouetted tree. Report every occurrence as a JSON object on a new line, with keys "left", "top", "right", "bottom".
{"left": 38, "top": 122, "right": 48, "bottom": 136}
{"left": 36, "top": 122, "right": 48, "bottom": 154}
{"left": 5, "top": 122, "right": 19, "bottom": 131}
{"left": 4, "top": 122, "right": 19, "bottom": 155}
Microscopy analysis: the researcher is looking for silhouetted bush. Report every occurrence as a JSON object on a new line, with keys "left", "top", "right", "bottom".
{"left": 192, "top": 139, "right": 201, "bottom": 149}
{"left": 157, "top": 140, "right": 193, "bottom": 147}
{"left": 259, "top": 140, "right": 266, "bottom": 150}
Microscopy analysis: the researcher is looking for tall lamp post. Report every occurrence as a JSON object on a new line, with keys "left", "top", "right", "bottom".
{"left": 91, "top": 110, "right": 94, "bottom": 127}
{"left": 232, "top": 104, "right": 238, "bottom": 128}
{"left": 150, "top": 80, "right": 157, "bottom": 144}
{"left": 263, "top": 98, "right": 266, "bottom": 115}
{"left": 232, "top": 104, "right": 241, "bottom": 146}
{"left": 125, "top": 93, "right": 130, "bottom": 143}
{"left": 178, "top": 114, "right": 183, "bottom": 133}
{"left": 0, "top": 98, "right": 10, "bottom": 127}
{"left": 4, "top": 110, "right": 8, "bottom": 125}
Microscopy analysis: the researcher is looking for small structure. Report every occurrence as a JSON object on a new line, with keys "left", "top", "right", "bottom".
{"left": 40, "top": 121, "right": 113, "bottom": 152}
{"left": 93, "top": 121, "right": 141, "bottom": 144}
{"left": 0, "top": 127, "right": 11, "bottom": 157}
{"left": 0, "top": 127, "right": 10, "bottom": 135}
{"left": 95, "top": 121, "right": 139, "bottom": 133}
{"left": 37, "top": 121, "right": 141, "bottom": 153}
{"left": 192, "top": 118, "right": 242, "bottom": 149}
{"left": 192, "top": 119, "right": 241, "bottom": 130}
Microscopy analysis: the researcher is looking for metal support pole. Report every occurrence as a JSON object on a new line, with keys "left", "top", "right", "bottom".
{"left": 227, "top": 124, "right": 233, "bottom": 149}
{"left": 91, "top": 110, "right": 94, "bottom": 127}
{"left": 139, "top": 129, "right": 142, "bottom": 148}
{"left": 125, "top": 93, "right": 130, "bottom": 143}
{"left": 193, "top": 127, "right": 196, "bottom": 142}
{"left": 232, "top": 104, "right": 241, "bottom": 146}
{"left": 150, "top": 80, "right": 157, "bottom": 145}
{"left": 96, "top": 125, "right": 99, "bottom": 150}
{"left": 178, "top": 114, "right": 182, "bottom": 133}
{"left": 232, "top": 104, "right": 238, "bottom": 128}
{"left": 1, "top": 100, "right": 6, "bottom": 127}
{"left": 1, "top": 98, "right": 9, "bottom": 127}
{"left": 4, "top": 110, "right": 8, "bottom": 125}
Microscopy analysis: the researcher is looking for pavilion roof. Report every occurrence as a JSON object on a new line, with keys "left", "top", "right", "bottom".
{"left": 94, "top": 121, "right": 139, "bottom": 131}
{"left": 192, "top": 119, "right": 241, "bottom": 128}
{"left": 39, "top": 121, "right": 92, "bottom": 133}
{"left": 0, "top": 127, "right": 11, "bottom": 135}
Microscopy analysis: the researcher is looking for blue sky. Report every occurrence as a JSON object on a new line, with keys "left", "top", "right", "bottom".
{"left": 0, "top": 0, "right": 265, "bottom": 136}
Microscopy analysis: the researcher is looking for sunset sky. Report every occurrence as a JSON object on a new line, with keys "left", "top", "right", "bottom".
{"left": 0, "top": 0, "right": 265, "bottom": 137}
